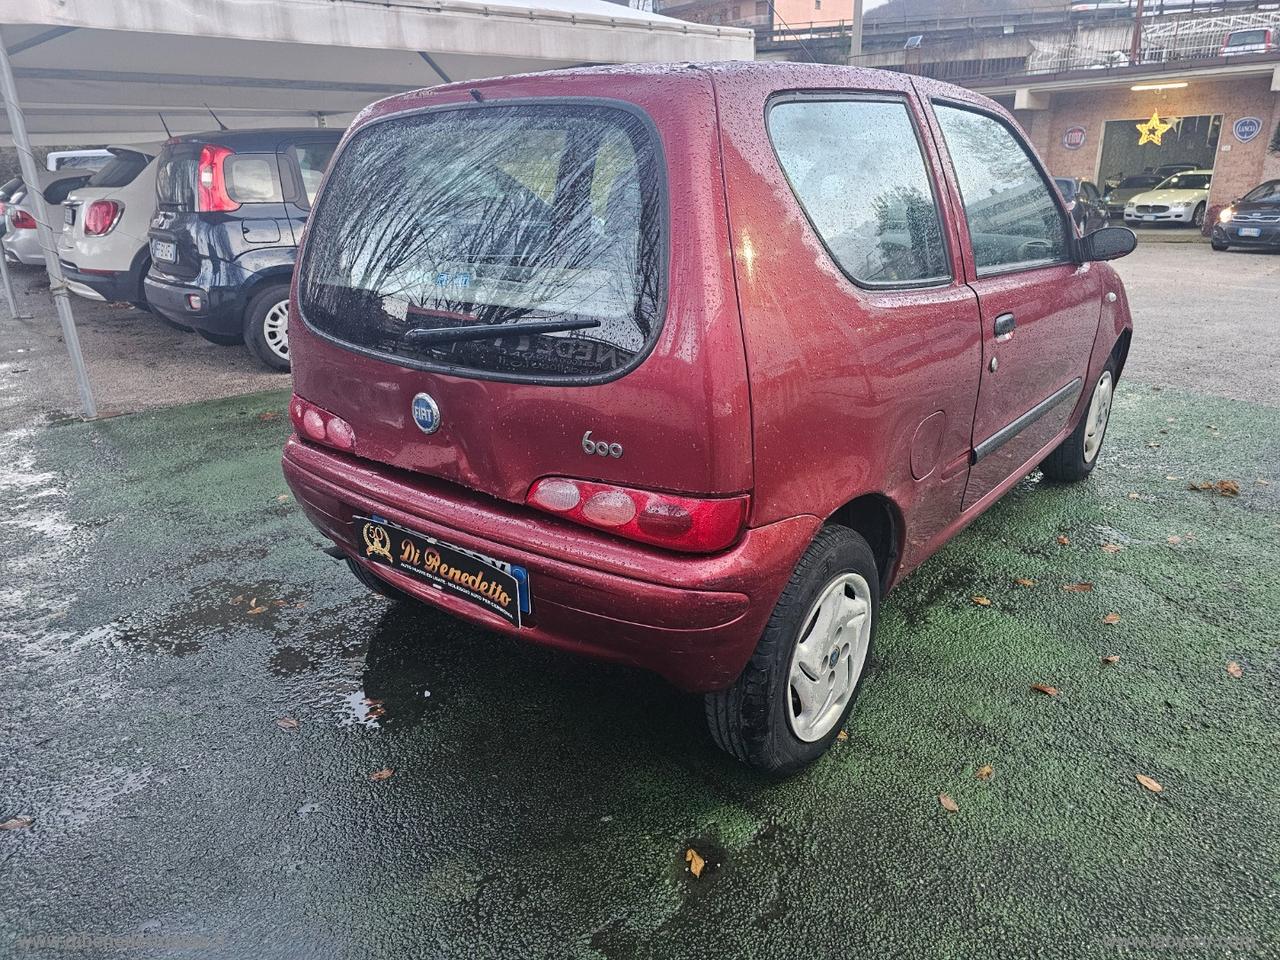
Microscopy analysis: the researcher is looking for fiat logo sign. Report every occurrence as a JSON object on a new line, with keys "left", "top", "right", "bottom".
{"left": 1062, "top": 126, "right": 1087, "bottom": 150}
{"left": 411, "top": 393, "right": 441, "bottom": 434}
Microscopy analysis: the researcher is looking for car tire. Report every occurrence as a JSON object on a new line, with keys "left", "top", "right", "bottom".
{"left": 1041, "top": 359, "right": 1116, "bottom": 483}
{"left": 1192, "top": 203, "right": 1206, "bottom": 228}
{"left": 1211, "top": 238, "right": 1229, "bottom": 251}
{"left": 705, "top": 526, "right": 879, "bottom": 776}
{"left": 346, "top": 557, "right": 415, "bottom": 603}
{"left": 197, "top": 329, "right": 242, "bottom": 346}
{"left": 243, "top": 282, "right": 292, "bottom": 372}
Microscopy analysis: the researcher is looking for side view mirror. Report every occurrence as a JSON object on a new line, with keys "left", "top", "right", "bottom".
{"left": 1080, "top": 225, "right": 1136, "bottom": 262}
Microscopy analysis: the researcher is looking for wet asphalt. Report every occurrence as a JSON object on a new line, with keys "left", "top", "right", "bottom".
{"left": 2, "top": 378, "right": 1278, "bottom": 958}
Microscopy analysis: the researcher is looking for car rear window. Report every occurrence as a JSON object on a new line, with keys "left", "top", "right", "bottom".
{"left": 88, "top": 151, "right": 151, "bottom": 188}
{"left": 298, "top": 103, "right": 665, "bottom": 382}
{"left": 1226, "top": 29, "right": 1267, "bottom": 45}
{"left": 156, "top": 150, "right": 197, "bottom": 208}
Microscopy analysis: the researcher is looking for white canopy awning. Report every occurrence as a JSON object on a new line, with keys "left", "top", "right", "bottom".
{"left": 0, "top": 0, "right": 753, "bottom": 144}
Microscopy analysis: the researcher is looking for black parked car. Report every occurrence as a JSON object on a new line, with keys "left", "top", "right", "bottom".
{"left": 1212, "top": 179, "right": 1280, "bottom": 252}
{"left": 1053, "top": 177, "right": 1107, "bottom": 234}
{"left": 144, "top": 128, "right": 342, "bottom": 370}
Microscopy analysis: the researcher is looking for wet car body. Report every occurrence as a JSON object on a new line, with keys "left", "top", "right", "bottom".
{"left": 282, "top": 63, "right": 1135, "bottom": 771}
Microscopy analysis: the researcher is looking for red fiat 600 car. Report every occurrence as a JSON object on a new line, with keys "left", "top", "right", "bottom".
{"left": 282, "top": 63, "right": 1135, "bottom": 774}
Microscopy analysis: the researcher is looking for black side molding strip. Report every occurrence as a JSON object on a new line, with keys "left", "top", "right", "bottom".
{"left": 971, "top": 377, "right": 1083, "bottom": 465}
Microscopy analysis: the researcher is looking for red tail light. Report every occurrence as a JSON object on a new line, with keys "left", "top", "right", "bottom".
{"left": 527, "top": 478, "right": 748, "bottom": 554}
{"left": 83, "top": 200, "right": 124, "bottom": 236}
{"left": 197, "top": 145, "right": 240, "bottom": 212}
{"left": 9, "top": 209, "right": 36, "bottom": 230}
{"left": 289, "top": 394, "right": 356, "bottom": 453}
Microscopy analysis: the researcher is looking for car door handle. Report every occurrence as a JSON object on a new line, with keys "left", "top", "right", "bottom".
{"left": 993, "top": 313, "right": 1016, "bottom": 340}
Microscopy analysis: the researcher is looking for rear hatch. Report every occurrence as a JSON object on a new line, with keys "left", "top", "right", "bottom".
{"left": 292, "top": 88, "right": 752, "bottom": 512}
{"left": 59, "top": 147, "right": 154, "bottom": 263}
{"left": 149, "top": 139, "right": 294, "bottom": 280}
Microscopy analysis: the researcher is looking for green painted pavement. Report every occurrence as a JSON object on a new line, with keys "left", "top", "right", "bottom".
{"left": 1, "top": 382, "right": 1277, "bottom": 959}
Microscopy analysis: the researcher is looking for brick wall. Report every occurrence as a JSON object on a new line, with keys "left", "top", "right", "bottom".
{"left": 1014, "top": 75, "right": 1279, "bottom": 214}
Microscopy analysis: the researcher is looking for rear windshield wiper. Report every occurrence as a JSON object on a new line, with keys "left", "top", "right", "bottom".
{"left": 402, "top": 318, "right": 601, "bottom": 345}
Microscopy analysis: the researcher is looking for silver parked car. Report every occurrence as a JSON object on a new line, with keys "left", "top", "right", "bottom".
{"left": 1, "top": 169, "right": 91, "bottom": 266}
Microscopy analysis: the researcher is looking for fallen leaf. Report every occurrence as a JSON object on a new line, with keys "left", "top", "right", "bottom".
{"left": 258, "top": 411, "right": 280, "bottom": 421}
{"left": 362, "top": 697, "right": 385, "bottom": 707}
{"left": 275, "top": 716, "right": 299, "bottom": 732}
{"left": 1062, "top": 582, "right": 1094, "bottom": 592}
{"left": 1102, "top": 612, "right": 1121, "bottom": 625}
{"left": 1256, "top": 478, "right": 1270, "bottom": 486}
{"left": 1100, "top": 543, "right": 1124, "bottom": 554}
{"left": 1014, "top": 577, "right": 1037, "bottom": 587}
{"left": 0, "top": 816, "right": 33, "bottom": 830}
{"left": 1215, "top": 479, "right": 1240, "bottom": 497}
{"left": 1102, "top": 655, "right": 1120, "bottom": 665}
{"left": 248, "top": 606, "right": 268, "bottom": 615}
{"left": 836, "top": 730, "right": 849, "bottom": 742}
{"left": 1135, "top": 774, "right": 1163, "bottom": 794}
{"left": 685, "top": 847, "right": 705, "bottom": 878}
{"left": 1227, "top": 661, "right": 1243, "bottom": 679}
{"left": 275, "top": 494, "right": 291, "bottom": 503}
{"left": 1126, "top": 492, "right": 1141, "bottom": 500}
{"left": 1030, "top": 684, "right": 1059, "bottom": 697}
{"left": 1167, "top": 535, "right": 1182, "bottom": 545}
{"left": 369, "top": 768, "right": 394, "bottom": 782}
{"left": 1056, "top": 535, "right": 1070, "bottom": 545}
{"left": 975, "top": 764, "right": 994, "bottom": 782}
{"left": 939, "top": 793, "right": 959, "bottom": 813}
{"left": 1189, "top": 481, "right": 1213, "bottom": 491}
{"left": 971, "top": 595, "right": 991, "bottom": 607}
{"left": 1164, "top": 475, "right": 1182, "bottom": 481}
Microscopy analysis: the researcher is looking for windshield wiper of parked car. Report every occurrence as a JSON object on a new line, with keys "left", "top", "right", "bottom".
{"left": 401, "top": 317, "right": 601, "bottom": 345}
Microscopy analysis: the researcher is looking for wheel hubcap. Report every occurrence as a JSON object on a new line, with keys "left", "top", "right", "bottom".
{"left": 786, "top": 572, "right": 873, "bottom": 743}
{"left": 1083, "top": 370, "right": 1113, "bottom": 463}
{"left": 263, "top": 300, "right": 289, "bottom": 360}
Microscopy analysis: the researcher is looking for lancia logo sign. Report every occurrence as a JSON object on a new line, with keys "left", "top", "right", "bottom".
{"left": 1233, "top": 117, "right": 1262, "bottom": 143}
{"left": 411, "top": 393, "right": 441, "bottom": 434}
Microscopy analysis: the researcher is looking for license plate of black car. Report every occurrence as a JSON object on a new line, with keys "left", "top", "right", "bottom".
{"left": 352, "top": 515, "right": 529, "bottom": 626}
{"left": 151, "top": 239, "right": 176, "bottom": 262}
{"left": 1238, "top": 227, "right": 1261, "bottom": 237}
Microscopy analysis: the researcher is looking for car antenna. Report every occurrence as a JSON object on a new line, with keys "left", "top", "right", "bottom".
{"left": 203, "top": 103, "right": 229, "bottom": 131}
{"left": 157, "top": 113, "right": 173, "bottom": 138}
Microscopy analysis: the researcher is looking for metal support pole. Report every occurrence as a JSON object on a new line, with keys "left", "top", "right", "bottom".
{"left": 0, "top": 237, "right": 23, "bottom": 319}
{"left": 0, "top": 29, "right": 97, "bottom": 419}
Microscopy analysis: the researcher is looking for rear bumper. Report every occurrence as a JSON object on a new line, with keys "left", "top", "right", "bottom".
{"left": 143, "top": 271, "right": 243, "bottom": 335}
{"left": 60, "top": 260, "right": 134, "bottom": 302}
{"left": 282, "top": 435, "right": 817, "bottom": 692}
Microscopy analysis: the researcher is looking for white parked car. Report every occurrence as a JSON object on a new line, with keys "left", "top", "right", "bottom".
{"left": 1, "top": 169, "right": 92, "bottom": 265}
{"left": 58, "top": 145, "right": 160, "bottom": 308}
{"left": 1124, "top": 170, "right": 1213, "bottom": 227}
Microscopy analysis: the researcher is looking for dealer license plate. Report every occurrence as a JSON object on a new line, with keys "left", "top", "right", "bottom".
{"left": 151, "top": 239, "right": 177, "bottom": 262}
{"left": 1238, "top": 227, "right": 1262, "bottom": 238}
{"left": 352, "top": 515, "right": 529, "bottom": 626}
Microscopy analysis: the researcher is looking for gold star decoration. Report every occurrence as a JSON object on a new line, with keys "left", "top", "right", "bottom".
{"left": 1136, "top": 110, "right": 1173, "bottom": 146}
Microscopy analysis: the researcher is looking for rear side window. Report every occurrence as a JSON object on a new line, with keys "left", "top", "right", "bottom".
{"left": 88, "top": 152, "right": 151, "bottom": 188}
{"left": 934, "top": 103, "right": 1069, "bottom": 276}
{"left": 768, "top": 98, "right": 949, "bottom": 287}
{"left": 299, "top": 103, "right": 665, "bottom": 382}
{"left": 224, "top": 155, "right": 282, "bottom": 203}
{"left": 292, "top": 142, "right": 338, "bottom": 205}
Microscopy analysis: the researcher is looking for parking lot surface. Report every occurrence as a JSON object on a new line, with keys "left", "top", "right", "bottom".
{"left": 2, "top": 374, "right": 1278, "bottom": 955}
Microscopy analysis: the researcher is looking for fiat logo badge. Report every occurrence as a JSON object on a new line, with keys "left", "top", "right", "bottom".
{"left": 411, "top": 392, "right": 441, "bottom": 434}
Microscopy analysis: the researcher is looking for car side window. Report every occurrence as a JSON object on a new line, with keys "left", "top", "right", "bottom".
{"left": 767, "top": 98, "right": 950, "bottom": 288}
{"left": 1083, "top": 182, "right": 1100, "bottom": 202}
{"left": 933, "top": 103, "right": 1070, "bottom": 276}
{"left": 292, "top": 142, "right": 338, "bottom": 207}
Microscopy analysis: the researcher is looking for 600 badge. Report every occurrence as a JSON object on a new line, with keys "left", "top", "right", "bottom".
{"left": 582, "top": 431, "right": 623, "bottom": 459}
